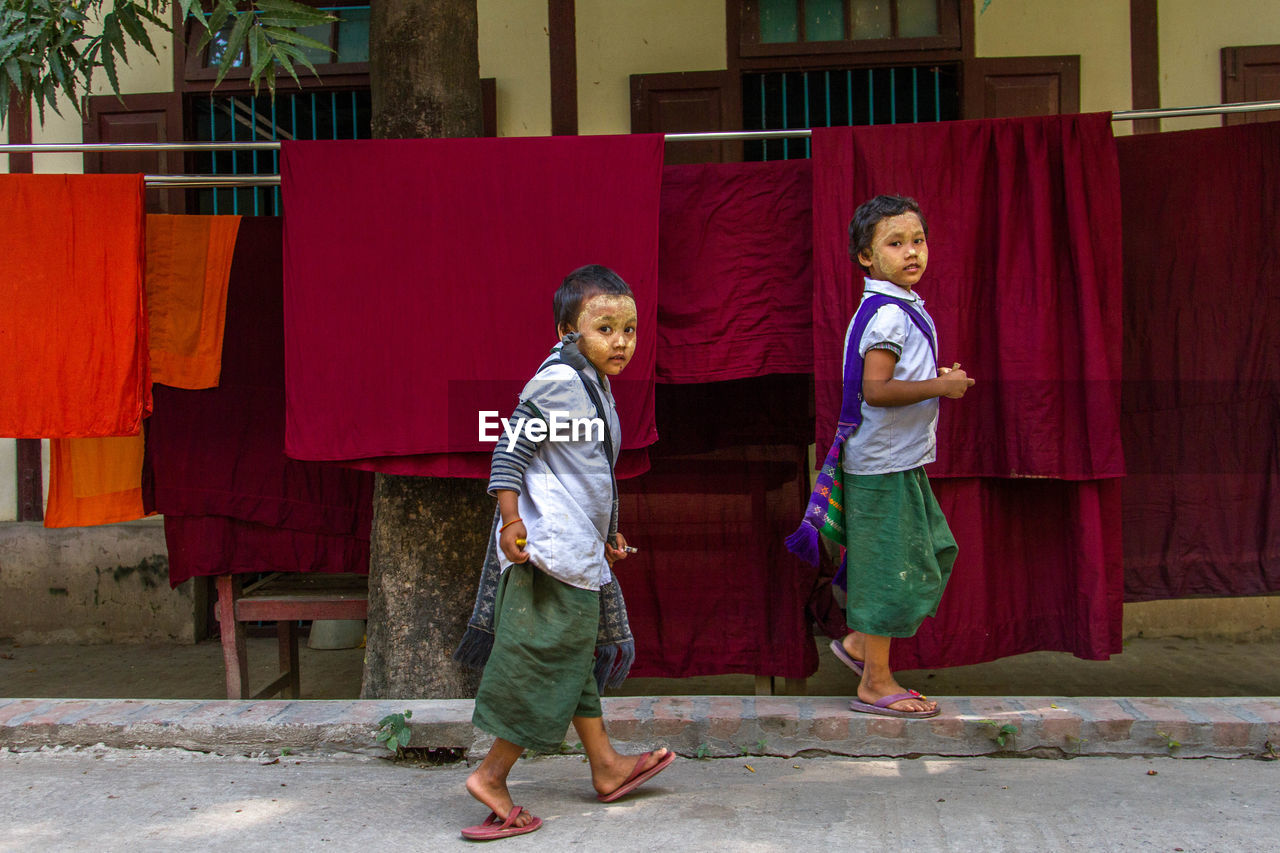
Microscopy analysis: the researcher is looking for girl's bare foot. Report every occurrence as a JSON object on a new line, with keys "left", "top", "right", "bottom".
{"left": 465, "top": 769, "right": 535, "bottom": 828}
{"left": 857, "top": 677, "right": 937, "bottom": 713}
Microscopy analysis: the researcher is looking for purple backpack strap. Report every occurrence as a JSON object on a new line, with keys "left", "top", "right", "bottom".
{"left": 838, "top": 293, "right": 938, "bottom": 427}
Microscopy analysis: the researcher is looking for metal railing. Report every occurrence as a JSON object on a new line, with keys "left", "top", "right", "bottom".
{"left": 2, "top": 98, "right": 1277, "bottom": 188}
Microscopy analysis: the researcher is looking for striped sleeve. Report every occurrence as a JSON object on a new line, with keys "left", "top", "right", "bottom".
{"left": 487, "top": 400, "right": 546, "bottom": 496}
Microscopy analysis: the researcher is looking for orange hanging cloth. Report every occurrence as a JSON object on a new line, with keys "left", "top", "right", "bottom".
{"left": 44, "top": 213, "right": 242, "bottom": 527}
{"left": 145, "top": 213, "right": 242, "bottom": 389}
{"left": 44, "top": 435, "right": 151, "bottom": 527}
{"left": 0, "top": 174, "right": 149, "bottom": 437}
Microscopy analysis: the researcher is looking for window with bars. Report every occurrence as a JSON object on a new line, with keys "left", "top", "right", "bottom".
{"left": 742, "top": 64, "right": 959, "bottom": 160}
{"left": 190, "top": 88, "right": 372, "bottom": 215}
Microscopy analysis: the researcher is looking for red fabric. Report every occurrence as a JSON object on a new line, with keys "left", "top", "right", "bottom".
{"left": 0, "top": 174, "right": 150, "bottom": 437}
{"left": 811, "top": 116, "right": 1125, "bottom": 479}
{"left": 618, "top": 377, "right": 833, "bottom": 679}
{"left": 142, "top": 218, "right": 372, "bottom": 587}
{"left": 281, "top": 135, "right": 664, "bottom": 469}
{"left": 162, "top": 515, "right": 368, "bottom": 581}
{"left": 1118, "top": 123, "right": 1280, "bottom": 601}
{"left": 809, "top": 116, "right": 1126, "bottom": 664}
{"left": 891, "top": 478, "right": 1124, "bottom": 669}
{"left": 657, "top": 161, "right": 813, "bottom": 382}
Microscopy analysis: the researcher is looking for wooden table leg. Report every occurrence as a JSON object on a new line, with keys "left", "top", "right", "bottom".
{"left": 216, "top": 575, "right": 249, "bottom": 700}
{"left": 277, "top": 620, "right": 300, "bottom": 699}
{"left": 754, "top": 675, "right": 775, "bottom": 696}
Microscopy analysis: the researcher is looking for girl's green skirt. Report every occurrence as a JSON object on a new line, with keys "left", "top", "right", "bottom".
{"left": 472, "top": 562, "right": 602, "bottom": 752}
{"left": 843, "top": 466, "right": 957, "bottom": 638}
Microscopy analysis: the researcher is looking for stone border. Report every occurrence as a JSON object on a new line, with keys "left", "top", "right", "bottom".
{"left": 1, "top": 696, "right": 1276, "bottom": 760}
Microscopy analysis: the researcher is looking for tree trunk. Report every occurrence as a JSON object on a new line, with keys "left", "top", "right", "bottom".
{"left": 361, "top": 0, "right": 486, "bottom": 699}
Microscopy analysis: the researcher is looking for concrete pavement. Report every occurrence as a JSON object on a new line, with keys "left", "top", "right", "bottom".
{"left": 1, "top": 746, "right": 1276, "bottom": 852}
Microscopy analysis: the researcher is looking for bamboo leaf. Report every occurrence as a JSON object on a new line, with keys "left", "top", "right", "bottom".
{"left": 261, "top": 25, "right": 331, "bottom": 55}
{"left": 271, "top": 39, "right": 317, "bottom": 80}
{"left": 214, "top": 10, "right": 253, "bottom": 87}
{"left": 272, "top": 45, "right": 300, "bottom": 88}
{"left": 177, "top": 0, "right": 205, "bottom": 26}
{"left": 255, "top": 0, "right": 336, "bottom": 27}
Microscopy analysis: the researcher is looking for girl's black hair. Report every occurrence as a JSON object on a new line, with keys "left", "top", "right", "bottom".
{"left": 847, "top": 195, "right": 929, "bottom": 272}
{"left": 553, "top": 264, "right": 634, "bottom": 331}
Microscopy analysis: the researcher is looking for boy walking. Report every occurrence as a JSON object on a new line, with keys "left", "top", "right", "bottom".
{"left": 791, "top": 195, "right": 973, "bottom": 718}
{"left": 461, "top": 264, "right": 673, "bottom": 840}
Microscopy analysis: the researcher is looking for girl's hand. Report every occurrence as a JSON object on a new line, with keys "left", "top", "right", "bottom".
{"left": 605, "top": 532, "right": 631, "bottom": 567}
{"left": 937, "top": 362, "right": 975, "bottom": 399}
{"left": 499, "top": 520, "right": 529, "bottom": 564}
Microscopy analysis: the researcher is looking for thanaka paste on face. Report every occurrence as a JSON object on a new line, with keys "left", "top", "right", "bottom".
{"left": 858, "top": 212, "right": 928, "bottom": 290}
{"left": 564, "top": 293, "right": 638, "bottom": 376}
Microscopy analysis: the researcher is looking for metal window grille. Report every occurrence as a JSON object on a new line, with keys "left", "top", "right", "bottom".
{"left": 742, "top": 64, "right": 960, "bottom": 160}
{"left": 190, "top": 88, "right": 372, "bottom": 215}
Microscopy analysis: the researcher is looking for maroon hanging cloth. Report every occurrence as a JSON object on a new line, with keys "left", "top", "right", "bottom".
{"left": 142, "top": 218, "right": 373, "bottom": 587}
{"left": 810, "top": 116, "right": 1126, "bottom": 666}
{"left": 617, "top": 376, "right": 834, "bottom": 679}
{"left": 1118, "top": 122, "right": 1280, "bottom": 601}
{"left": 280, "top": 135, "right": 663, "bottom": 471}
{"left": 657, "top": 160, "right": 813, "bottom": 383}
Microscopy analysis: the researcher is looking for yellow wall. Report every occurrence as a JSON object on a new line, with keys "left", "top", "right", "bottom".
{"left": 1159, "top": 0, "right": 1280, "bottom": 130}
{"left": 575, "top": 0, "right": 726, "bottom": 135}
{"left": 974, "top": 0, "right": 1133, "bottom": 121}
{"left": 479, "top": 0, "right": 552, "bottom": 137}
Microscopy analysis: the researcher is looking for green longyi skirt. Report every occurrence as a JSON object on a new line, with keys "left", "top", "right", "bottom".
{"left": 843, "top": 466, "right": 958, "bottom": 638}
{"left": 472, "top": 562, "right": 602, "bottom": 753}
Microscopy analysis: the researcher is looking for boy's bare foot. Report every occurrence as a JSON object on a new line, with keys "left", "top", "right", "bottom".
{"left": 591, "top": 747, "right": 672, "bottom": 799}
{"left": 465, "top": 768, "right": 536, "bottom": 829}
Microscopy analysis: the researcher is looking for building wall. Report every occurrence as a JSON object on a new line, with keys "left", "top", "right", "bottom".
{"left": 479, "top": 0, "right": 552, "bottom": 137}
{"left": 1159, "top": 0, "right": 1280, "bottom": 130}
{"left": 575, "top": 0, "right": 725, "bottom": 135}
{"left": 973, "top": 0, "right": 1134, "bottom": 120}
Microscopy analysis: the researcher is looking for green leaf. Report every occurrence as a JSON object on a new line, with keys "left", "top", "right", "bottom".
{"left": 260, "top": 25, "right": 331, "bottom": 55}
{"left": 214, "top": 10, "right": 253, "bottom": 87}
{"left": 255, "top": 0, "right": 336, "bottom": 27}
{"left": 177, "top": 0, "right": 205, "bottom": 25}
{"left": 114, "top": 4, "right": 154, "bottom": 58}
{"left": 101, "top": 11, "right": 127, "bottom": 60}
{"left": 272, "top": 41, "right": 316, "bottom": 79}
{"left": 249, "top": 25, "right": 271, "bottom": 85}
{"left": 272, "top": 47, "right": 299, "bottom": 87}
{"left": 100, "top": 35, "right": 119, "bottom": 95}
{"left": 396, "top": 727, "right": 411, "bottom": 748}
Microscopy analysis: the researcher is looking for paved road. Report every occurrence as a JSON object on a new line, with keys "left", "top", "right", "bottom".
{"left": 0, "top": 746, "right": 1275, "bottom": 852}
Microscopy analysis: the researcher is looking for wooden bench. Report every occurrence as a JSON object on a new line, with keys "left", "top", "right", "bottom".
{"left": 214, "top": 572, "right": 368, "bottom": 700}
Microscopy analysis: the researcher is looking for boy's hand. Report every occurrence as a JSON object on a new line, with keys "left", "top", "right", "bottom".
{"left": 605, "top": 532, "right": 631, "bottom": 567}
{"left": 937, "top": 362, "right": 975, "bottom": 399}
{"left": 499, "top": 520, "right": 529, "bottom": 564}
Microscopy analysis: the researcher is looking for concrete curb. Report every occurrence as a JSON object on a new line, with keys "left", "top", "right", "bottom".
{"left": 1, "top": 696, "right": 1277, "bottom": 760}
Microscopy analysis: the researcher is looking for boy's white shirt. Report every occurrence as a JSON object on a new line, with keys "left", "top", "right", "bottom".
{"left": 841, "top": 277, "right": 940, "bottom": 475}
{"left": 496, "top": 356, "right": 620, "bottom": 591}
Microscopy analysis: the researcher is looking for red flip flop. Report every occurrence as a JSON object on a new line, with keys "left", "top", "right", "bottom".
{"left": 460, "top": 806, "right": 543, "bottom": 841}
{"left": 597, "top": 750, "right": 676, "bottom": 803}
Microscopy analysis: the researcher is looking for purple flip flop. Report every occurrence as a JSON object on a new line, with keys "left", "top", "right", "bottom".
{"left": 848, "top": 692, "right": 940, "bottom": 719}
{"left": 829, "top": 639, "right": 864, "bottom": 677}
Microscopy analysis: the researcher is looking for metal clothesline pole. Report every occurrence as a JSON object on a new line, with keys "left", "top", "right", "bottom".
{"left": 2, "top": 98, "right": 1277, "bottom": 187}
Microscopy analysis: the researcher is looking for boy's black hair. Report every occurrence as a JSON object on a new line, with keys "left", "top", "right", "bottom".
{"left": 554, "top": 264, "right": 634, "bottom": 332}
{"left": 847, "top": 195, "right": 929, "bottom": 272}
